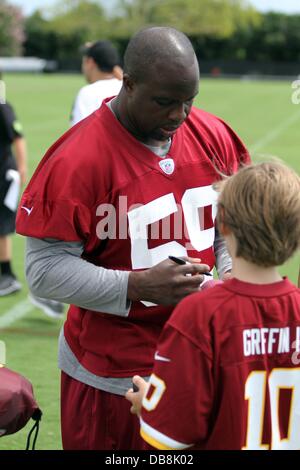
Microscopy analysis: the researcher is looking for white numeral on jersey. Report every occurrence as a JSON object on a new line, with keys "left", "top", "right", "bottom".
{"left": 243, "top": 368, "right": 300, "bottom": 450}
{"left": 181, "top": 186, "right": 217, "bottom": 252}
{"left": 128, "top": 193, "right": 185, "bottom": 269}
{"left": 128, "top": 186, "right": 218, "bottom": 270}
{"left": 243, "top": 371, "right": 269, "bottom": 450}
{"left": 142, "top": 374, "right": 166, "bottom": 412}
{"left": 269, "top": 369, "right": 300, "bottom": 449}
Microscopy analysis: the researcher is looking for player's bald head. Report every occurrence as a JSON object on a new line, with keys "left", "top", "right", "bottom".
{"left": 123, "top": 27, "right": 199, "bottom": 83}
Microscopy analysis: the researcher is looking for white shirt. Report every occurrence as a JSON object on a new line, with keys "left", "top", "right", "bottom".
{"left": 70, "top": 77, "right": 122, "bottom": 126}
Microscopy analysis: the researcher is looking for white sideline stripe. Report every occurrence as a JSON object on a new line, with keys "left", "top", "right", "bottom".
{"left": 249, "top": 108, "right": 300, "bottom": 154}
{"left": 0, "top": 299, "right": 33, "bottom": 328}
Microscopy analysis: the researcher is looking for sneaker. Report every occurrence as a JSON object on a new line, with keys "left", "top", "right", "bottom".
{"left": 28, "top": 293, "right": 65, "bottom": 319}
{"left": 0, "top": 275, "right": 22, "bottom": 296}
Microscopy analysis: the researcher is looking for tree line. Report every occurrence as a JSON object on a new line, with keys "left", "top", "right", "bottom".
{"left": 1, "top": 0, "right": 300, "bottom": 66}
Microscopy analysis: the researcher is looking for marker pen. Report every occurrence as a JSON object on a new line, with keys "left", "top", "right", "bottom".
{"left": 168, "top": 255, "right": 213, "bottom": 276}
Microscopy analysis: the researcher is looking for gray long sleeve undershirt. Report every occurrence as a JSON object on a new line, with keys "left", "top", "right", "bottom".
{"left": 214, "top": 228, "right": 232, "bottom": 278}
{"left": 26, "top": 237, "right": 130, "bottom": 315}
{"left": 26, "top": 231, "right": 231, "bottom": 316}
{"left": 26, "top": 232, "right": 231, "bottom": 311}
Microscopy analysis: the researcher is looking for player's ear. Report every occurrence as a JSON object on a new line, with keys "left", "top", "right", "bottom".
{"left": 123, "top": 74, "right": 135, "bottom": 94}
{"left": 85, "top": 57, "right": 94, "bottom": 69}
{"left": 113, "top": 65, "right": 123, "bottom": 81}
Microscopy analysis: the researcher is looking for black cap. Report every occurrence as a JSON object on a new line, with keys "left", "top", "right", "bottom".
{"left": 83, "top": 40, "right": 120, "bottom": 72}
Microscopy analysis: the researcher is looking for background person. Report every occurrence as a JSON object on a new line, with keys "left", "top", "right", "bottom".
{"left": 70, "top": 40, "right": 123, "bottom": 126}
{"left": 126, "top": 161, "right": 300, "bottom": 450}
{"left": 0, "top": 75, "right": 64, "bottom": 318}
{"left": 16, "top": 26, "right": 249, "bottom": 450}
{"left": 0, "top": 99, "right": 26, "bottom": 296}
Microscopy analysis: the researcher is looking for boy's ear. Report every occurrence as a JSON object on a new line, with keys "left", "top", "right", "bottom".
{"left": 218, "top": 207, "right": 231, "bottom": 236}
{"left": 219, "top": 221, "right": 230, "bottom": 236}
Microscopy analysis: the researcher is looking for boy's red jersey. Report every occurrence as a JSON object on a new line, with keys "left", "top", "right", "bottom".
{"left": 141, "top": 278, "right": 300, "bottom": 450}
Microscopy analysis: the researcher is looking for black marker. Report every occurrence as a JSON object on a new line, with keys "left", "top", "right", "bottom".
{"left": 132, "top": 382, "right": 139, "bottom": 393}
{"left": 168, "top": 255, "right": 186, "bottom": 265}
{"left": 168, "top": 255, "right": 213, "bottom": 276}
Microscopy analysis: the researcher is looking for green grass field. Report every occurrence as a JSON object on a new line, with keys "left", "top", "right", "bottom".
{"left": 0, "top": 74, "right": 299, "bottom": 450}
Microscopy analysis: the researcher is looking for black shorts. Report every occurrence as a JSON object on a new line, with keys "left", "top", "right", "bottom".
{"left": 0, "top": 204, "right": 16, "bottom": 236}
{"left": 0, "top": 173, "right": 17, "bottom": 236}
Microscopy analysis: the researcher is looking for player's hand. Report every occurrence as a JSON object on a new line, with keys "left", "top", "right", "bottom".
{"left": 125, "top": 375, "right": 148, "bottom": 416}
{"left": 127, "top": 257, "right": 210, "bottom": 305}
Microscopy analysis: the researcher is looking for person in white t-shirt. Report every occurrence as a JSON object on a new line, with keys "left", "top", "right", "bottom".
{"left": 70, "top": 40, "right": 123, "bottom": 126}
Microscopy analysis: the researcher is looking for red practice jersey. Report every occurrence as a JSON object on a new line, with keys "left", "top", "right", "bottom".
{"left": 140, "top": 278, "right": 300, "bottom": 450}
{"left": 16, "top": 100, "right": 249, "bottom": 377}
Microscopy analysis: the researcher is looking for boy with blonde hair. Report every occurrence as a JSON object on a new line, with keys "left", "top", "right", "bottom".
{"left": 126, "top": 161, "right": 300, "bottom": 450}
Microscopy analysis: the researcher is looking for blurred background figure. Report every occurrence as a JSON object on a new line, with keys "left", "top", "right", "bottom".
{"left": 70, "top": 40, "right": 123, "bottom": 126}
{"left": 27, "top": 292, "right": 64, "bottom": 320}
{"left": 0, "top": 71, "right": 64, "bottom": 319}
{"left": 0, "top": 75, "right": 26, "bottom": 296}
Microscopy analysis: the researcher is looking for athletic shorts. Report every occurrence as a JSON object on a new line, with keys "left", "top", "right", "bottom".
{"left": 61, "top": 371, "right": 146, "bottom": 450}
{"left": 0, "top": 174, "right": 16, "bottom": 236}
